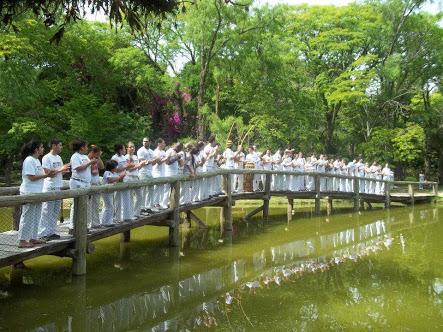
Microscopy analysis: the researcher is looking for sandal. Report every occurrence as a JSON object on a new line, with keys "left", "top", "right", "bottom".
{"left": 30, "top": 239, "right": 46, "bottom": 245}
{"left": 18, "top": 241, "right": 35, "bottom": 248}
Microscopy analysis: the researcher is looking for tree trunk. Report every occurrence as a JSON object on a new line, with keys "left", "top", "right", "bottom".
{"left": 197, "top": 59, "right": 209, "bottom": 140}
{"left": 325, "top": 111, "right": 335, "bottom": 155}
{"left": 438, "top": 150, "right": 443, "bottom": 184}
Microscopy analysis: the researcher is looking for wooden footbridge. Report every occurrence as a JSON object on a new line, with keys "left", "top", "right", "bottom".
{"left": 0, "top": 170, "right": 437, "bottom": 275}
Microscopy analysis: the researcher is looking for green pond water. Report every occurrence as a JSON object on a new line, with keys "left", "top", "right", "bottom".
{"left": 0, "top": 202, "right": 442, "bottom": 331}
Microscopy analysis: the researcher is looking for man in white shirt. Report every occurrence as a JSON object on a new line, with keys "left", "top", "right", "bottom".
{"left": 137, "top": 137, "right": 156, "bottom": 213}
{"left": 152, "top": 138, "right": 168, "bottom": 209}
{"left": 271, "top": 149, "right": 282, "bottom": 191}
{"left": 39, "top": 139, "right": 70, "bottom": 240}
{"left": 234, "top": 144, "right": 245, "bottom": 193}
{"left": 222, "top": 140, "right": 236, "bottom": 192}
{"left": 203, "top": 135, "right": 218, "bottom": 197}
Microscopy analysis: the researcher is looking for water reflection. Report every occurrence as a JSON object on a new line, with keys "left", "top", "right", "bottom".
{"left": 1, "top": 206, "right": 441, "bottom": 331}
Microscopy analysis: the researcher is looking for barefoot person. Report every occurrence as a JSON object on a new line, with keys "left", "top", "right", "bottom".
{"left": 18, "top": 140, "right": 56, "bottom": 248}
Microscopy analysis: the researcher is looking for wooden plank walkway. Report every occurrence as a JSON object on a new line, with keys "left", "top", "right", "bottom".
{"left": 0, "top": 170, "right": 437, "bottom": 273}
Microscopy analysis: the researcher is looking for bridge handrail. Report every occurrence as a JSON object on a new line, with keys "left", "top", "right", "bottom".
{"left": 0, "top": 169, "right": 437, "bottom": 207}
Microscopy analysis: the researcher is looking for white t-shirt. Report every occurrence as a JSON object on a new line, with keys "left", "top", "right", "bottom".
{"left": 272, "top": 152, "right": 282, "bottom": 170}
{"left": 71, "top": 152, "right": 91, "bottom": 183}
{"left": 165, "top": 148, "right": 179, "bottom": 176}
{"left": 262, "top": 154, "right": 272, "bottom": 170}
{"left": 152, "top": 148, "right": 166, "bottom": 177}
{"left": 111, "top": 154, "right": 127, "bottom": 171}
{"left": 223, "top": 148, "right": 235, "bottom": 169}
{"left": 42, "top": 153, "right": 63, "bottom": 189}
{"left": 125, "top": 154, "right": 139, "bottom": 177}
{"left": 203, "top": 144, "right": 215, "bottom": 168}
{"left": 20, "top": 156, "right": 45, "bottom": 193}
{"left": 235, "top": 152, "right": 245, "bottom": 169}
{"left": 137, "top": 146, "right": 154, "bottom": 176}
{"left": 103, "top": 171, "right": 119, "bottom": 184}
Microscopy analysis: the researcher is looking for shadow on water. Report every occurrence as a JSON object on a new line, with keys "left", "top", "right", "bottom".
{"left": 0, "top": 203, "right": 442, "bottom": 331}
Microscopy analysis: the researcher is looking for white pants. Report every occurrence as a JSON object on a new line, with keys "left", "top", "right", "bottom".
{"left": 236, "top": 174, "right": 244, "bottom": 192}
{"left": 39, "top": 187, "right": 61, "bottom": 237}
{"left": 253, "top": 174, "right": 260, "bottom": 191}
{"left": 89, "top": 183, "right": 101, "bottom": 228}
{"left": 180, "top": 179, "right": 192, "bottom": 204}
{"left": 18, "top": 194, "right": 42, "bottom": 241}
{"left": 139, "top": 174, "right": 154, "bottom": 209}
{"left": 192, "top": 177, "right": 202, "bottom": 201}
{"left": 101, "top": 193, "right": 114, "bottom": 226}
{"left": 69, "top": 179, "right": 91, "bottom": 229}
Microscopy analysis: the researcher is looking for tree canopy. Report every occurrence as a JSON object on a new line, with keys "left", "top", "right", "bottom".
{"left": 1, "top": 0, "right": 442, "bottom": 184}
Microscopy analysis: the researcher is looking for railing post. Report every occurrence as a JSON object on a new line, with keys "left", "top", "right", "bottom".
{"left": 287, "top": 197, "right": 293, "bottom": 222}
{"left": 221, "top": 173, "right": 233, "bottom": 231}
{"left": 408, "top": 184, "right": 415, "bottom": 205}
{"left": 169, "top": 181, "right": 180, "bottom": 247}
{"left": 263, "top": 173, "right": 271, "bottom": 222}
{"left": 72, "top": 195, "right": 88, "bottom": 276}
{"left": 384, "top": 179, "right": 391, "bottom": 208}
{"left": 314, "top": 174, "right": 321, "bottom": 215}
{"left": 354, "top": 176, "right": 360, "bottom": 211}
{"left": 327, "top": 198, "right": 333, "bottom": 215}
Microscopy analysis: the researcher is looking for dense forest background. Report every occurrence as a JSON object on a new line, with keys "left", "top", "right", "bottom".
{"left": 0, "top": 0, "right": 442, "bottom": 184}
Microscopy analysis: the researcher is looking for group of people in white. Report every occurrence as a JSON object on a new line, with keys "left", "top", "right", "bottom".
{"left": 16, "top": 136, "right": 393, "bottom": 248}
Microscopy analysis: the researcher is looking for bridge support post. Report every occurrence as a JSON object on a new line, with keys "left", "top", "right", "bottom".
{"left": 353, "top": 177, "right": 360, "bottom": 211}
{"left": 169, "top": 181, "right": 181, "bottom": 247}
{"left": 263, "top": 173, "right": 271, "bottom": 222}
{"left": 408, "top": 184, "right": 415, "bottom": 206}
{"left": 327, "top": 198, "right": 333, "bottom": 215}
{"left": 72, "top": 195, "right": 88, "bottom": 276}
{"left": 287, "top": 197, "right": 293, "bottom": 222}
{"left": 314, "top": 175, "right": 321, "bottom": 215}
{"left": 384, "top": 180, "right": 391, "bottom": 208}
{"left": 221, "top": 173, "right": 233, "bottom": 231}
{"left": 121, "top": 230, "right": 131, "bottom": 243}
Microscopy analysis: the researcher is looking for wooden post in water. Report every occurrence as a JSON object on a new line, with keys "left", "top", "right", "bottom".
{"left": 121, "top": 230, "right": 131, "bottom": 243}
{"left": 326, "top": 198, "right": 333, "bottom": 216}
{"left": 408, "top": 184, "right": 415, "bottom": 205}
{"left": 221, "top": 173, "right": 233, "bottom": 231}
{"left": 169, "top": 181, "right": 181, "bottom": 247}
{"left": 287, "top": 197, "right": 293, "bottom": 222}
{"left": 384, "top": 180, "right": 391, "bottom": 208}
{"left": 263, "top": 173, "right": 271, "bottom": 222}
{"left": 353, "top": 177, "right": 360, "bottom": 211}
{"left": 314, "top": 175, "right": 321, "bottom": 215}
{"left": 72, "top": 195, "right": 88, "bottom": 276}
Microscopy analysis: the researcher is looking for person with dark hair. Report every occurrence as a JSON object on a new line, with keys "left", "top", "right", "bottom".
{"left": 137, "top": 137, "right": 156, "bottom": 213}
{"left": 152, "top": 138, "right": 168, "bottom": 210}
{"left": 101, "top": 160, "right": 126, "bottom": 227}
{"left": 191, "top": 141, "right": 205, "bottom": 202}
{"left": 123, "top": 141, "right": 146, "bottom": 221}
{"left": 38, "top": 139, "right": 70, "bottom": 241}
{"left": 112, "top": 143, "right": 133, "bottom": 222}
{"left": 18, "top": 140, "right": 56, "bottom": 248}
{"left": 180, "top": 142, "right": 195, "bottom": 204}
{"left": 88, "top": 145, "right": 104, "bottom": 228}
{"left": 68, "top": 139, "right": 97, "bottom": 233}
{"left": 203, "top": 135, "right": 218, "bottom": 198}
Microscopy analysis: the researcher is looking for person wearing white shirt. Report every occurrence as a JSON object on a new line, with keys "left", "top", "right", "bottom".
{"left": 339, "top": 159, "right": 347, "bottom": 192}
{"left": 381, "top": 163, "right": 392, "bottom": 194}
{"left": 304, "top": 156, "right": 316, "bottom": 191}
{"left": 101, "top": 160, "right": 125, "bottom": 226}
{"left": 234, "top": 145, "right": 245, "bottom": 193}
{"left": 112, "top": 144, "right": 131, "bottom": 222}
{"left": 317, "top": 155, "right": 327, "bottom": 192}
{"left": 69, "top": 140, "right": 97, "bottom": 232}
{"left": 192, "top": 142, "right": 205, "bottom": 201}
{"left": 38, "top": 139, "right": 70, "bottom": 240}
{"left": 222, "top": 140, "right": 236, "bottom": 192}
{"left": 281, "top": 150, "right": 293, "bottom": 191}
{"left": 203, "top": 135, "right": 218, "bottom": 197}
{"left": 246, "top": 146, "right": 261, "bottom": 191}
{"left": 180, "top": 143, "right": 195, "bottom": 204}
{"left": 332, "top": 159, "right": 341, "bottom": 191}
{"left": 271, "top": 148, "right": 282, "bottom": 191}
{"left": 364, "top": 162, "right": 371, "bottom": 194}
{"left": 152, "top": 138, "right": 168, "bottom": 209}
{"left": 18, "top": 140, "right": 56, "bottom": 248}
{"left": 164, "top": 142, "right": 184, "bottom": 207}
{"left": 88, "top": 145, "right": 104, "bottom": 229}
{"left": 124, "top": 141, "right": 146, "bottom": 220}
{"left": 346, "top": 159, "right": 356, "bottom": 192}
{"left": 355, "top": 159, "right": 365, "bottom": 193}
{"left": 137, "top": 137, "right": 156, "bottom": 213}
{"left": 294, "top": 152, "right": 305, "bottom": 191}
